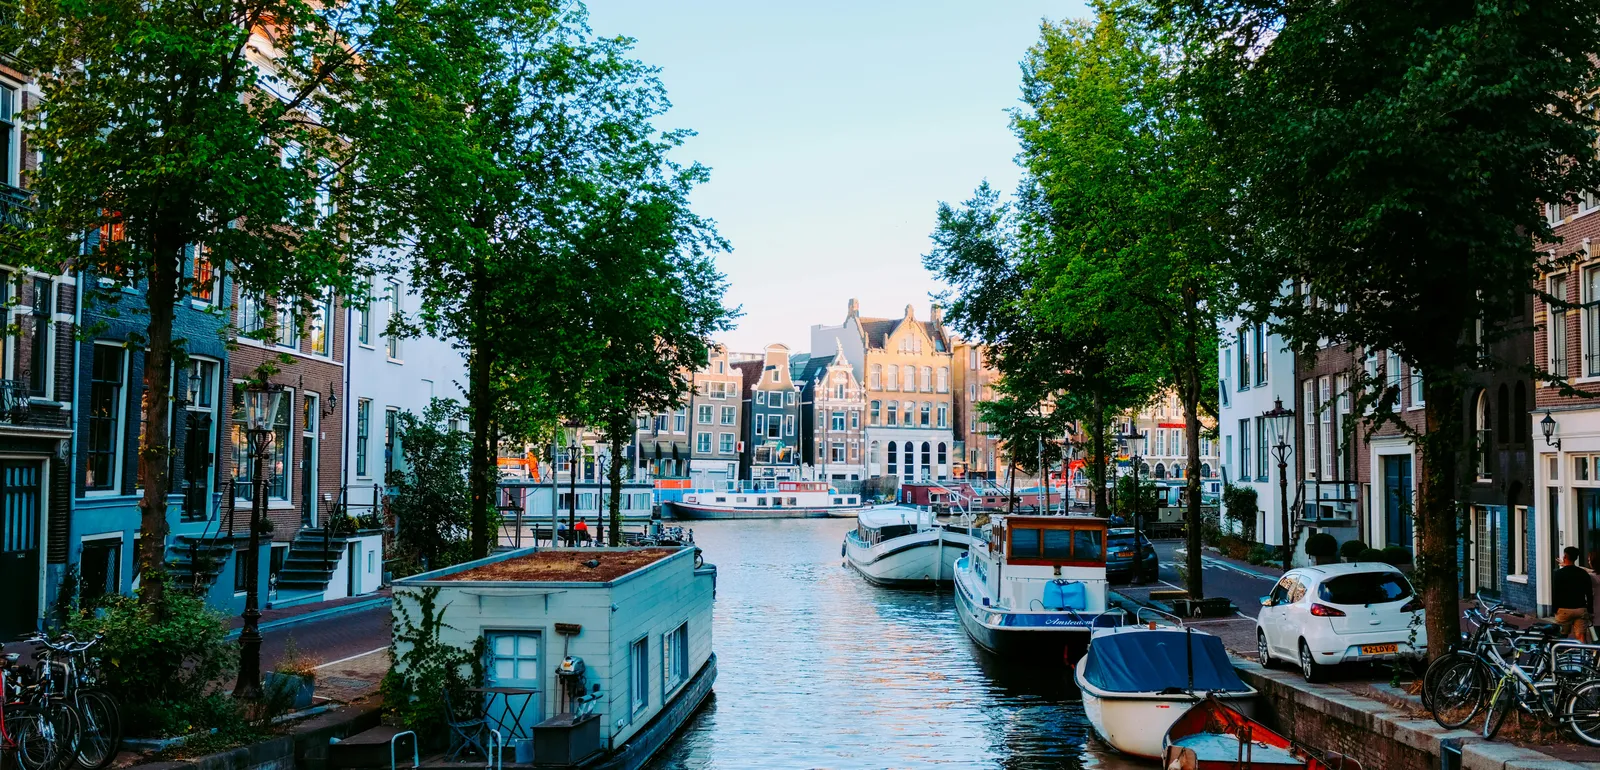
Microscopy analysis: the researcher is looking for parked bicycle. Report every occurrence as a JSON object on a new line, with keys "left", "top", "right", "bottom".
{"left": 1428, "top": 614, "right": 1600, "bottom": 744}
{"left": 0, "top": 647, "right": 77, "bottom": 770}
{"left": 24, "top": 633, "right": 120, "bottom": 770}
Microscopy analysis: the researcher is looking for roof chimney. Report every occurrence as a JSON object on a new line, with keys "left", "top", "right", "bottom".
{"left": 931, "top": 305, "right": 943, "bottom": 326}
{"left": 904, "top": 304, "right": 915, "bottom": 320}
{"left": 847, "top": 298, "right": 859, "bottom": 319}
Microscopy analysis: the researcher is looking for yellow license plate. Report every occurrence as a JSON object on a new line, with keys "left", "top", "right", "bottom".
{"left": 1361, "top": 643, "right": 1398, "bottom": 655}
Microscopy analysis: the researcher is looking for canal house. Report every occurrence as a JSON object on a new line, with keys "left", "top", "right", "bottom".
{"left": 392, "top": 546, "right": 716, "bottom": 768}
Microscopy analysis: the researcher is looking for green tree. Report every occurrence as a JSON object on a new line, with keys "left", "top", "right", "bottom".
{"left": 1, "top": 0, "right": 373, "bottom": 606}
{"left": 1015, "top": 3, "right": 1231, "bottom": 597}
{"left": 389, "top": 400, "right": 471, "bottom": 571}
{"left": 348, "top": 1, "right": 718, "bottom": 557}
{"left": 1159, "top": 0, "right": 1600, "bottom": 656}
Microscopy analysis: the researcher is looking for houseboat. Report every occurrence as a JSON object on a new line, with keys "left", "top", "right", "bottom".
{"left": 842, "top": 506, "right": 976, "bottom": 587}
{"left": 670, "top": 481, "right": 864, "bottom": 520}
{"left": 389, "top": 546, "right": 716, "bottom": 770}
{"left": 953, "top": 514, "right": 1122, "bottom": 659}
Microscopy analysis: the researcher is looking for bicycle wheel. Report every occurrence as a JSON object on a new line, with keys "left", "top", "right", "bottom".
{"left": 73, "top": 691, "right": 120, "bottom": 770}
{"left": 1483, "top": 677, "right": 1516, "bottom": 740}
{"left": 1565, "top": 679, "right": 1600, "bottom": 747}
{"left": 1429, "top": 656, "right": 1488, "bottom": 729}
{"left": 1421, "top": 650, "right": 1471, "bottom": 712}
{"left": 44, "top": 702, "right": 81, "bottom": 770}
{"left": 8, "top": 705, "right": 63, "bottom": 770}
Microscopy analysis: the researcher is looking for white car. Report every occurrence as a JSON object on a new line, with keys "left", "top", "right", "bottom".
{"left": 1255, "top": 562, "right": 1427, "bottom": 682}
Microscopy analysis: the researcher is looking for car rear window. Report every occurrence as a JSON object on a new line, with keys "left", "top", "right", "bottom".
{"left": 1318, "top": 572, "right": 1413, "bottom": 605}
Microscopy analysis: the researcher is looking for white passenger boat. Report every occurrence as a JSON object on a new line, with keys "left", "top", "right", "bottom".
{"left": 953, "top": 514, "right": 1123, "bottom": 659}
{"left": 670, "top": 481, "right": 864, "bottom": 520}
{"left": 1074, "top": 612, "right": 1258, "bottom": 759}
{"left": 842, "top": 506, "right": 976, "bottom": 587}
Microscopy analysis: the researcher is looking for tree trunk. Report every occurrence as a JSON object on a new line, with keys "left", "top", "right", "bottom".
{"left": 1007, "top": 458, "right": 1016, "bottom": 514}
{"left": 608, "top": 424, "right": 624, "bottom": 547}
{"left": 135, "top": 237, "right": 182, "bottom": 609}
{"left": 1418, "top": 375, "right": 1463, "bottom": 663}
{"left": 1180, "top": 288, "right": 1204, "bottom": 600}
{"left": 1092, "top": 393, "right": 1107, "bottom": 518}
{"left": 467, "top": 258, "right": 495, "bottom": 559}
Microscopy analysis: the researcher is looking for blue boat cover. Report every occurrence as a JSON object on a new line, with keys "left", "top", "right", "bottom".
{"left": 1081, "top": 630, "right": 1250, "bottom": 693}
{"left": 1041, "top": 580, "right": 1087, "bottom": 610}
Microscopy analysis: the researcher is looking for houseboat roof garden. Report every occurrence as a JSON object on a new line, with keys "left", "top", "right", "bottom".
{"left": 440, "top": 548, "right": 678, "bottom": 583}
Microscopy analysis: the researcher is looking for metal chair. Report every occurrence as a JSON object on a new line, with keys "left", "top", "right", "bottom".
{"left": 442, "top": 688, "right": 487, "bottom": 762}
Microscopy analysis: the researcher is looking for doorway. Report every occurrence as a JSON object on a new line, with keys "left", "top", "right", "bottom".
{"left": 301, "top": 394, "right": 318, "bottom": 528}
{"left": 347, "top": 541, "right": 360, "bottom": 596}
{"left": 1383, "top": 455, "right": 1414, "bottom": 550}
{"left": 0, "top": 461, "right": 43, "bottom": 640}
{"left": 1579, "top": 488, "right": 1600, "bottom": 571}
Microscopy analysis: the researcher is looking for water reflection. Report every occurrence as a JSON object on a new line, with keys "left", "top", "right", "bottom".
{"left": 648, "top": 518, "right": 1143, "bottom": 769}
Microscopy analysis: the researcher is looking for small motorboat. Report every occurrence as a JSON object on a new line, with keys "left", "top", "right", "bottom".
{"left": 1161, "top": 697, "right": 1362, "bottom": 770}
{"left": 1075, "top": 612, "right": 1257, "bottom": 759}
{"left": 843, "top": 506, "right": 974, "bottom": 586}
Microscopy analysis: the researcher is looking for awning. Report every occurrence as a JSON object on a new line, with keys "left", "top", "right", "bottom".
{"left": 1081, "top": 630, "right": 1249, "bottom": 694}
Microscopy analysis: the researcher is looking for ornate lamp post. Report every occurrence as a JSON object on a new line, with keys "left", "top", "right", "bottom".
{"left": 234, "top": 380, "right": 284, "bottom": 700}
{"left": 1541, "top": 410, "right": 1562, "bottom": 450}
{"left": 1262, "top": 398, "right": 1297, "bottom": 570}
{"left": 1116, "top": 427, "right": 1146, "bottom": 582}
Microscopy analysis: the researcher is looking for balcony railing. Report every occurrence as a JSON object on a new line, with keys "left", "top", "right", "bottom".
{"left": 0, "top": 379, "right": 32, "bottom": 423}
{"left": 0, "top": 183, "right": 33, "bottom": 230}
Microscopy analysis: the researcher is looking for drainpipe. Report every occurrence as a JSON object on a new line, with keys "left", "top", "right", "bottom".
{"left": 67, "top": 268, "right": 84, "bottom": 598}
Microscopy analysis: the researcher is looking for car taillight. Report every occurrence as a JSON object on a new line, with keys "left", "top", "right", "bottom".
{"left": 1402, "top": 598, "right": 1424, "bottom": 613}
{"left": 1310, "top": 603, "right": 1346, "bottom": 617}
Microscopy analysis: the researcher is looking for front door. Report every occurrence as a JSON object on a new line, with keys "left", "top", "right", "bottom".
{"left": 0, "top": 461, "right": 43, "bottom": 641}
{"left": 485, "top": 631, "right": 541, "bottom": 736}
{"left": 301, "top": 394, "right": 318, "bottom": 528}
{"left": 347, "top": 541, "right": 360, "bottom": 596}
{"left": 1580, "top": 488, "right": 1600, "bottom": 572}
{"left": 1384, "top": 455, "right": 1414, "bottom": 550}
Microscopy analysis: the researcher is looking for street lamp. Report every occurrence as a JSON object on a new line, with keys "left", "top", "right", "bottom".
{"left": 234, "top": 380, "right": 284, "bottom": 701}
{"left": 1116, "top": 427, "right": 1147, "bottom": 583}
{"left": 1541, "top": 410, "right": 1562, "bottom": 450}
{"left": 1262, "top": 397, "right": 1296, "bottom": 571}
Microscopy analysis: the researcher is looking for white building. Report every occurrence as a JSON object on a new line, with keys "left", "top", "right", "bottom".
{"left": 342, "top": 268, "right": 468, "bottom": 515}
{"left": 1217, "top": 317, "right": 1296, "bottom": 547}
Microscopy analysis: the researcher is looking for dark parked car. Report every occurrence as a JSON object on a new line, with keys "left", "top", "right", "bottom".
{"left": 1106, "top": 528, "right": 1158, "bottom": 583}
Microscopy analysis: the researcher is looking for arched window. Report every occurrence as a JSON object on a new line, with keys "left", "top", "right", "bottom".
{"left": 1154, "top": 463, "right": 1167, "bottom": 479}
{"left": 869, "top": 364, "right": 882, "bottom": 390}
{"left": 1497, "top": 384, "right": 1510, "bottom": 439}
{"left": 1201, "top": 462, "right": 1213, "bottom": 478}
{"left": 869, "top": 441, "right": 880, "bottom": 465}
{"left": 886, "top": 365, "right": 899, "bottom": 391}
{"left": 1476, "top": 389, "right": 1493, "bottom": 480}
{"left": 870, "top": 400, "right": 881, "bottom": 425}
{"left": 920, "top": 366, "right": 933, "bottom": 392}
{"left": 921, "top": 442, "right": 932, "bottom": 469}
{"left": 904, "top": 442, "right": 916, "bottom": 478}
{"left": 886, "top": 400, "right": 898, "bottom": 426}
{"left": 887, "top": 442, "right": 897, "bottom": 474}
{"left": 902, "top": 366, "right": 916, "bottom": 392}
{"left": 937, "top": 366, "right": 949, "bottom": 393}
{"left": 1514, "top": 382, "right": 1527, "bottom": 444}
{"left": 1172, "top": 465, "right": 1185, "bottom": 480}
{"left": 937, "top": 442, "right": 947, "bottom": 466}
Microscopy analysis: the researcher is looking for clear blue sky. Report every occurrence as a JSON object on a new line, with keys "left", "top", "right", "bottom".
{"left": 585, "top": 1, "right": 1090, "bottom": 354}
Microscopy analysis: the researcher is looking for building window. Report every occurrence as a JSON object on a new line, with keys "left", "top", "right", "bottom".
{"left": 937, "top": 442, "right": 947, "bottom": 467}
{"left": 869, "top": 441, "right": 880, "bottom": 465}
{"left": 937, "top": 403, "right": 948, "bottom": 429}
{"left": 0, "top": 84, "right": 15, "bottom": 187}
{"left": 887, "top": 442, "right": 897, "bottom": 474}
{"left": 755, "top": 414, "right": 766, "bottom": 436}
{"left": 385, "top": 279, "right": 402, "bottom": 360}
{"left": 698, "top": 405, "right": 712, "bottom": 424}
{"left": 919, "top": 366, "right": 932, "bottom": 392}
{"left": 663, "top": 623, "right": 688, "bottom": 693}
{"left": 630, "top": 637, "right": 649, "bottom": 715}
{"left": 784, "top": 415, "right": 794, "bottom": 436}
{"left": 1551, "top": 273, "right": 1569, "bottom": 379}
{"left": 231, "top": 385, "right": 292, "bottom": 501}
{"left": 79, "top": 538, "right": 122, "bottom": 606}
{"left": 850, "top": 410, "right": 859, "bottom": 429}
{"left": 869, "top": 364, "right": 882, "bottom": 389}
{"left": 696, "top": 432, "right": 711, "bottom": 453}
{"left": 180, "top": 359, "right": 220, "bottom": 520}
{"left": 1238, "top": 419, "right": 1251, "bottom": 483}
{"left": 831, "top": 411, "right": 845, "bottom": 431}
{"left": 274, "top": 300, "right": 298, "bottom": 348}
{"left": 385, "top": 407, "right": 399, "bottom": 479}
{"left": 830, "top": 442, "right": 845, "bottom": 463}
{"left": 885, "top": 365, "right": 898, "bottom": 391}
{"left": 26, "top": 279, "right": 50, "bottom": 397}
{"left": 1581, "top": 266, "right": 1599, "bottom": 377}
{"left": 309, "top": 291, "right": 333, "bottom": 356}
{"left": 937, "top": 366, "right": 949, "bottom": 393}
{"left": 190, "top": 245, "right": 217, "bottom": 303}
{"left": 720, "top": 406, "right": 736, "bottom": 425}
{"left": 1409, "top": 365, "right": 1424, "bottom": 407}
{"left": 1511, "top": 506, "right": 1527, "bottom": 576}
{"left": 903, "top": 367, "right": 916, "bottom": 392}
{"left": 719, "top": 433, "right": 734, "bottom": 454}
{"left": 1476, "top": 389, "right": 1492, "bottom": 480}
{"left": 356, "top": 399, "right": 371, "bottom": 476}
{"left": 357, "top": 280, "right": 372, "bottom": 345}
{"left": 86, "top": 345, "right": 127, "bottom": 491}
{"left": 884, "top": 400, "right": 896, "bottom": 426}
{"left": 870, "top": 401, "right": 881, "bottom": 425}
{"left": 1253, "top": 325, "right": 1268, "bottom": 386}
{"left": 1236, "top": 327, "right": 1250, "bottom": 389}
{"left": 239, "top": 293, "right": 265, "bottom": 336}
{"left": 1302, "top": 379, "right": 1317, "bottom": 478}
{"left": 1254, "top": 417, "right": 1268, "bottom": 481}
{"left": 1319, "top": 376, "right": 1334, "bottom": 479}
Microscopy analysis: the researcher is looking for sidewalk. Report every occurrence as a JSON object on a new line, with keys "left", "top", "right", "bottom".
{"left": 1176, "top": 544, "right": 1287, "bottom": 580}
{"left": 227, "top": 588, "right": 392, "bottom": 632}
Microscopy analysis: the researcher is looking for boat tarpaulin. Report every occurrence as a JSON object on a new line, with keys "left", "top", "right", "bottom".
{"left": 1081, "top": 630, "right": 1249, "bottom": 693}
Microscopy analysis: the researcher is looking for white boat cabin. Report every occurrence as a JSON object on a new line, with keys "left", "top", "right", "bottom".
{"left": 976, "top": 515, "right": 1111, "bottom": 615}
{"left": 680, "top": 481, "right": 859, "bottom": 510}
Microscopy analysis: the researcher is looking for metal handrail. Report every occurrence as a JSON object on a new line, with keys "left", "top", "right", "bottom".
{"left": 389, "top": 730, "right": 418, "bottom": 770}
{"left": 1136, "top": 606, "right": 1185, "bottom": 628}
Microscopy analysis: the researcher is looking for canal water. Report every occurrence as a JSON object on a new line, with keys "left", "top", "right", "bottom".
{"left": 648, "top": 517, "right": 1143, "bottom": 769}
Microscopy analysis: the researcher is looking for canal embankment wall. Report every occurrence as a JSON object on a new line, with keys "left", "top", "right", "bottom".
{"left": 1236, "top": 661, "right": 1597, "bottom": 770}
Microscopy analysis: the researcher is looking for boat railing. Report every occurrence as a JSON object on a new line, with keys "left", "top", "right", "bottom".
{"left": 1135, "top": 606, "right": 1185, "bottom": 628}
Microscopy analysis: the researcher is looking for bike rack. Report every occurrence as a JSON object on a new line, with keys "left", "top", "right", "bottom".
{"left": 486, "top": 728, "right": 503, "bottom": 770}
{"left": 390, "top": 730, "right": 418, "bottom": 770}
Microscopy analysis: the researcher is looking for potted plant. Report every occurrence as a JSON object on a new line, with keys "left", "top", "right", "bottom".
{"left": 264, "top": 638, "right": 319, "bottom": 711}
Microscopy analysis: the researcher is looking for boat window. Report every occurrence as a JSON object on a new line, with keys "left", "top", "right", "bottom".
{"left": 847, "top": 497, "right": 857, "bottom": 504}
{"left": 714, "top": 497, "right": 726, "bottom": 503}
{"left": 736, "top": 497, "right": 747, "bottom": 503}
{"left": 788, "top": 497, "right": 798, "bottom": 506}
{"left": 757, "top": 497, "right": 768, "bottom": 506}
{"left": 1042, "top": 529, "right": 1072, "bottom": 559}
{"left": 833, "top": 497, "right": 843, "bottom": 504}
{"left": 1073, "top": 530, "right": 1103, "bottom": 561}
{"left": 1011, "top": 528, "right": 1040, "bottom": 557}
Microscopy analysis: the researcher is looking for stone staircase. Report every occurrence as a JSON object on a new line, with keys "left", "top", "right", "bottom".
{"left": 275, "top": 527, "right": 355, "bottom": 593}
{"left": 165, "top": 534, "right": 242, "bottom": 591}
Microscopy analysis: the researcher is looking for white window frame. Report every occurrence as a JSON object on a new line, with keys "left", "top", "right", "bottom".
{"left": 0, "top": 82, "right": 17, "bottom": 188}
{"left": 719, "top": 432, "right": 735, "bottom": 455}
{"left": 630, "top": 636, "right": 649, "bottom": 716}
{"left": 85, "top": 343, "right": 129, "bottom": 495}
{"left": 662, "top": 622, "right": 688, "bottom": 695}
{"left": 696, "top": 431, "right": 711, "bottom": 454}
{"left": 1550, "top": 273, "right": 1569, "bottom": 382}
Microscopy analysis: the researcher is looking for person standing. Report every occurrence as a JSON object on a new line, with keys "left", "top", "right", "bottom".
{"left": 1554, "top": 546, "right": 1595, "bottom": 641}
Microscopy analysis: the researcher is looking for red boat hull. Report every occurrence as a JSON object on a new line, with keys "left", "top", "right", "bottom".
{"left": 1162, "top": 698, "right": 1352, "bottom": 770}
